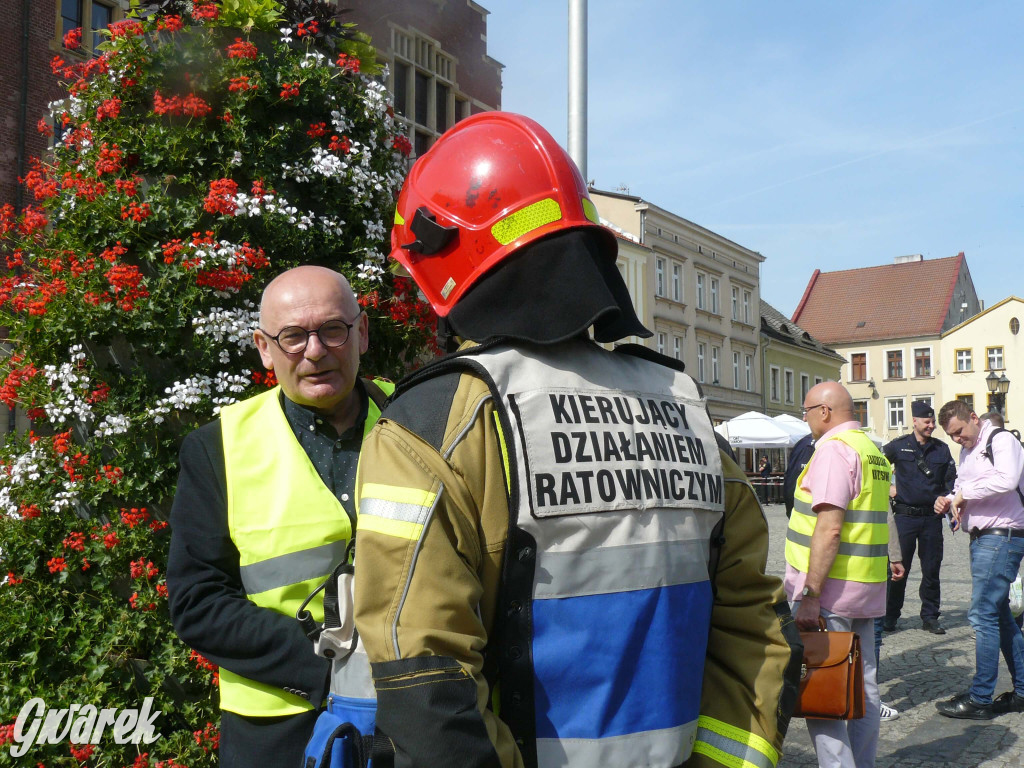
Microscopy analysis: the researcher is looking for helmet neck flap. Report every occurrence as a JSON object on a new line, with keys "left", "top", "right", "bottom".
{"left": 445, "top": 228, "right": 651, "bottom": 346}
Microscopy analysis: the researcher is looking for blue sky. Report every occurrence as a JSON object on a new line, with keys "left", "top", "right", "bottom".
{"left": 485, "top": 1, "right": 1024, "bottom": 318}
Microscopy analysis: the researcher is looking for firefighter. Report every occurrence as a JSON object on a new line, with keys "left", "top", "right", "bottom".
{"left": 351, "top": 112, "right": 800, "bottom": 768}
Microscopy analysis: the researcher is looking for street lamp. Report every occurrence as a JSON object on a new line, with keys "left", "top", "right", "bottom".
{"left": 986, "top": 371, "right": 1011, "bottom": 416}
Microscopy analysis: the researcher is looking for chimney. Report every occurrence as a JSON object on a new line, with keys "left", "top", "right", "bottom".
{"left": 894, "top": 254, "right": 924, "bottom": 264}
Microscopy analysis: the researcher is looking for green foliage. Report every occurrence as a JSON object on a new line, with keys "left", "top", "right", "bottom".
{"left": 0, "top": 2, "right": 430, "bottom": 765}
{"left": 216, "top": 0, "right": 283, "bottom": 31}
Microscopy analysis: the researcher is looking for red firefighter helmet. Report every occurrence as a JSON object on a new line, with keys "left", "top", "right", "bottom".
{"left": 389, "top": 112, "right": 616, "bottom": 316}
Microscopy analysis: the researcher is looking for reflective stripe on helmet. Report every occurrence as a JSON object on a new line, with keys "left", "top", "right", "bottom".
{"left": 581, "top": 197, "right": 600, "bottom": 225}
{"left": 491, "top": 198, "right": 562, "bottom": 246}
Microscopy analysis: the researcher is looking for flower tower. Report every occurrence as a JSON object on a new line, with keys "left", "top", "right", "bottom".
{"left": 0, "top": 1, "right": 435, "bottom": 764}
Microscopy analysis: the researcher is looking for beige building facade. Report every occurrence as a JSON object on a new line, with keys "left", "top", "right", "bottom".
{"left": 939, "top": 296, "right": 1024, "bottom": 428}
{"left": 591, "top": 189, "right": 764, "bottom": 423}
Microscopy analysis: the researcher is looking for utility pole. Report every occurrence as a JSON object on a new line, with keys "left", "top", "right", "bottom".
{"left": 567, "top": 0, "right": 587, "bottom": 181}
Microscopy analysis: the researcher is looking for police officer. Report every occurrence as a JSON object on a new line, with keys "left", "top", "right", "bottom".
{"left": 881, "top": 399, "right": 956, "bottom": 634}
{"left": 783, "top": 433, "right": 815, "bottom": 517}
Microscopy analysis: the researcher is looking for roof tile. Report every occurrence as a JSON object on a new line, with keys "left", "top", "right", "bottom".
{"left": 791, "top": 255, "right": 964, "bottom": 343}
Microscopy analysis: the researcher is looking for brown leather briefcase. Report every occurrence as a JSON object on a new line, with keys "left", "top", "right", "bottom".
{"left": 794, "top": 620, "right": 865, "bottom": 720}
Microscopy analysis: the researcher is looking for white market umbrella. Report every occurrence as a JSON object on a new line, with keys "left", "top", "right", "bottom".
{"left": 715, "top": 411, "right": 797, "bottom": 449}
{"left": 773, "top": 413, "right": 811, "bottom": 440}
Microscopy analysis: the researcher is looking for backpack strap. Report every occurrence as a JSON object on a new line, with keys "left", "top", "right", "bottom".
{"left": 362, "top": 377, "right": 390, "bottom": 412}
{"left": 982, "top": 427, "right": 1024, "bottom": 507}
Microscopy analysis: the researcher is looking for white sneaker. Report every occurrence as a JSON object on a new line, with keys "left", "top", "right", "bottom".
{"left": 879, "top": 702, "right": 900, "bottom": 721}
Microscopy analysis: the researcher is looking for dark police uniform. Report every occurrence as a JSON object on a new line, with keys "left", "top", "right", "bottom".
{"left": 783, "top": 433, "right": 815, "bottom": 518}
{"left": 881, "top": 401, "right": 956, "bottom": 632}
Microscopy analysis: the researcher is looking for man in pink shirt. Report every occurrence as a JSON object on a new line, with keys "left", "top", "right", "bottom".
{"left": 786, "top": 382, "right": 891, "bottom": 768}
{"left": 933, "top": 401, "right": 1024, "bottom": 719}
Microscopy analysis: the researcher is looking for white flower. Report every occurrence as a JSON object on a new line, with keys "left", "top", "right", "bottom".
{"left": 93, "top": 413, "right": 131, "bottom": 438}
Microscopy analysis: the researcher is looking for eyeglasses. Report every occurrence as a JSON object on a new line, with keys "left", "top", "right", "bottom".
{"left": 260, "top": 311, "right": 363, "bottom": 354}
{"left": 801, "top": 403, "right": 832, "bottom": 417}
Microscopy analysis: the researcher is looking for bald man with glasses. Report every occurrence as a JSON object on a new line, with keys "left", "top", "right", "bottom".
{"left": 167, "top": 266, "right": 394, "bottom": 767}
{"left": 787, "top": 381, "right": 894, "bottom": 767}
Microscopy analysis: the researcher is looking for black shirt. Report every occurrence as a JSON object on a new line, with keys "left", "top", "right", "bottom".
{"left": 882, "top": 433, "right": 956, "bottom": 507}
{"left": 282, "top": 387, "right": 368, "bottom": 525}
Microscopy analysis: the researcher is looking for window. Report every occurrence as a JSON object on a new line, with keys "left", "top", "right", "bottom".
{"left": 1012, "top": 317, "right": 1021, "bottom": 335}
{"left": 696, "top": 273, "right": 706, "bottom": 311}
{"left": 657, "top": 332, "right": 666, "bottom": 355}
{"left": 709, "top": 278, "right": 720, "bottom": 314}
{"left": 61, "top": 0, "right": 118, "bottom": 55}
{"left": 853, "top": 400, "right": 868, "bottom": 428}
{"left": 655, "top": 258, "right": 665, "bottom": 297}
{"left": 733, "top": 352, "right": 741, "bottom": 389}
{"left": 814, "top": 376, "right": 823, "bottom": 386}
{"left": 745, "top": 355, "right": 753, "bottom": 392}
{"left": 987, "top": 346, "right": 1004, "bottom": 370}
{"left": 956, "top": 349, "right": 972, "bottom": 372}
{"left": 850, "top": 353, "right": 867, "bottom": 382}
{"left": 887, "top": 398, "right": 905, "bottom": 429}
{"left": 742, "top": 290, "right": 752, "bottom": 324}
{"left": 957, "top": 393, "right": 974, "bottom": 411}
{"left": 914, "top": 347, "right": 931, "bottom": 377}
{"left": 886, "top": 350, "right": 904, "bottom": 379}
{"left": 769, "top": 366, "right": 780, "bottom": 402}
{"left": 711, "top": 346, "right": 720, "bottom": 384}
{"left": 784, "top": 370, "right": 794, "bottom": 404}
{"left": 697, "top": 343, "right": 706, "bottom": 383}
{"left": 731, "top": 287, "right": 739, "bottom": 320}
{"left": 671, "top": 263, "right": 682, "bottom": 302}
{"left": 673, "top": 336, "right": 681, "bottom": 360}
{"left": 390, "top": 28, "right": 462, "bottom": 156}
{"left": 801, "top": 373, "right": 810, "bottom": 402}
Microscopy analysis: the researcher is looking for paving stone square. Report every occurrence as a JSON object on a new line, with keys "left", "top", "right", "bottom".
{"left": 763, "top": 503, "right": 1024, "bottom": 768}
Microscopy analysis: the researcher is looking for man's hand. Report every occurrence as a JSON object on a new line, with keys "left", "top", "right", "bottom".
{"left": 934, "top": 495, "right": 951, "bottom": 515}
{"left": 889, "top": 485, "right": 898, "bottom": 499}
{"left": 795, "top": 595, "right": 822, "bottom": 631}
{"left": 890, "top": 561, "right": 906, "bottom": 581}
{"left": 951, "top": 490, "right": 966, "bottom": 520}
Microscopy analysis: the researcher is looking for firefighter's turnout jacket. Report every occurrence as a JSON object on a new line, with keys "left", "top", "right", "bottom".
{"left": 353, "top": 339, "right": 800, "bottom": 768}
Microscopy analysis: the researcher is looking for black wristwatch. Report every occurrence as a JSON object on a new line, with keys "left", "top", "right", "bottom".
{"left": 801, "top": 586, "right": 819, "bottom": 599}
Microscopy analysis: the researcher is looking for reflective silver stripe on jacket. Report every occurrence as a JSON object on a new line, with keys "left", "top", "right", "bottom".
{"left": 694, "top": 723, "right": 777, "bottom": 768}
{"left": 791, "top": 498, "right": 888, "bottom": 525}
{"left": 239, "top": 539, "right": 347, "bottom": 596}
{"left": 785, "top": 529, "right": 889, "bottom": 558}
{"left": 330, "top": 644, "right": 376, "bottom": 699}
{"left": 536, "top": 721, "right": 698, "bottom": 768}
{"left": 535, "top": 538, "right": 709, "bottom": 599}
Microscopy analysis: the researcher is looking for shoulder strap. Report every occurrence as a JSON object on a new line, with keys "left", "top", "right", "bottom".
{"left": 983, "top": 427, "right": 1024, "bottom": 506}
{"left": 362, "top": 377, "right": 390, "bottom": 411}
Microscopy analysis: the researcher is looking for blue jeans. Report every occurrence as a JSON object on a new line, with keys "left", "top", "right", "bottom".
{"left": 967, "top": 532, "right": 1024, "bottom": 704}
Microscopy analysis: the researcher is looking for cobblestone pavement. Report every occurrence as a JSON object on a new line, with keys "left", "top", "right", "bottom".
{"left": 763, "top": 503, "right": 1024, "bottom": 768}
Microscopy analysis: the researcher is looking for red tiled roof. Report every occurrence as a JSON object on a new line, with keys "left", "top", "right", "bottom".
{"left": 791, "top": 254, "right": 964, "bottom": 343}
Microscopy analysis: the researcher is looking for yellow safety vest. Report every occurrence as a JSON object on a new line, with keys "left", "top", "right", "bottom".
{"left": 219, "top": 380, "right": 393, "bottom": 717}
{"left": 785, "top": 429, "right": 890, "bottom": 583}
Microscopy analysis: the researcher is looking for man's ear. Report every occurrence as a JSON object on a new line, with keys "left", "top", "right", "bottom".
{"left": 357, "top": 311, "right": 369, "bottom": 355}
{"left": 254, "top": 330, "right": 275, "bottom": 370}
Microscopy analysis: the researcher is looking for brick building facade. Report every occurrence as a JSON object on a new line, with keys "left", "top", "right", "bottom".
{"left": 344, "top": 0, "right": 502, "bottom": 156}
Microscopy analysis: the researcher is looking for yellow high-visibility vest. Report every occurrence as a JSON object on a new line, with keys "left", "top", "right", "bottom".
{"left": 785, "top": 429, "right": 890, "bottom": 583}
{"left": 218, "top": 381, "right": 392, "bottom": 717}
